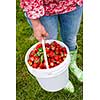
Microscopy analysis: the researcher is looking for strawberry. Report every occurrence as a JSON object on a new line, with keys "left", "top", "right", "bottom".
{"left": 45, "top": 43, "right": 50, "bottom": 48}
{"left": 54, "top": 55, "right": 59, "bottom": 61}
{"left": 62, "top": 47, "right": 67, "bottom": 52}
{"left": 53, "top": 41, "right": 57, "bottom": 45}
{"left": 29, "top": 56, "right": 34, "bottom": 62}
{"left": 62, "top": 57, "right": 66, "bottom": 61}
{"left": 49, "top": 62, "right": 55, "bottom": 68}
{"left": 48, "top": 58, "right": 51, "bottom": 63}
{"left": 46, "top": 47, "right": 50, "bottom": 53}
{"left": 59, "top": 58, "right": 63, "bottom": 63}
{"left": 47, "top": 53, "right": 50, "bottom": 57}
{"left": 56, "top": 44, "right": 60, "bottom": 48}
{"left": 56, "top": 59, "right": 63, "bottom": 65}
{"left": 64, "top": 52, "right": 67, "bottom": 57}
{"left": 50, "top": 58, "right": 56, "bottom": 63}
{"left": 40, "top": 61, "right": 46, "bottom": 69}
{"left": 50, "top": 62, "right": 55, "bottom": 67}
{"left": 32, "top": 63, "right": 39, "bottom": 68}
{"left": 34, "top": 56, "right": 39, "bottom": 60}
{"left": 49, "top": 51, "right": 55, "bottom": 57}
{"left": 54, "top": 63, "right": 58, "bottom": 67}
{"left": 60, "top": 51, "right": 64, "bottom": 57}
{"left": 36, "top": 44, "right": 42, "bottom": 49}
{"left": 50, "top": 45, "right": 56, "bottom": 51}
{"left": 29, "top": 50, "right": 35, "bottom": 57}
{"left": 39, "top": 63, "right": 46, "bottom": 69}
{"left": 39, "top": 63, "right": 43, "bottom": 68}
{"left": 28, "top": 59, "right": 33, "bottom": 66}
{"left": 51, "top": 41, "right": 57, "bottom": 47}
{"left": 34, "top": 56, "right": 40, "bottom": 63}
{"left": 55, "top": 48, "right": 59, "bottom": 55}
{"left": 34, "top": 48, "right": 38, "bottom": 53}
{"left": 56, "top": 61, "right": 60, "bottom": 64}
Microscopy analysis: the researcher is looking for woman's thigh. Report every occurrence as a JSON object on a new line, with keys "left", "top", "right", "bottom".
{"left": 59, "top": 5, "right": 83, "bottom": 50}
{"left": 40, "top": 15, "right": 58, "bottom": 40}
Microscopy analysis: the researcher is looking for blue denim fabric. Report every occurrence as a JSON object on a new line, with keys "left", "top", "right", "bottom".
{"left": 25, "top": 5, "right": 83, "bottom": 51}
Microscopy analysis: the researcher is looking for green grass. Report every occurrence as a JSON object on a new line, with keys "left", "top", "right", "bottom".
{"left": 16, "top": 0, "right": 83, "bottom": 100}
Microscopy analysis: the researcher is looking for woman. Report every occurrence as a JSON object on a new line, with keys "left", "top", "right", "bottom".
{"left": 20, "top": 0, "right": 83, "bottom": 93}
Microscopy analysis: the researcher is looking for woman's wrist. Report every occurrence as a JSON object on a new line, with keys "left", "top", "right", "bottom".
{"left": 30, "top": 19, "right": 41, "bottom": 28}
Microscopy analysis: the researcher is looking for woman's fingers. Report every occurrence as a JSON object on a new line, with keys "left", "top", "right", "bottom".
{"left": 33, "top": 23, "right": 49, "bottom": 41}
{"left": 34, "top": 32, "right": 47, "bottom": 41}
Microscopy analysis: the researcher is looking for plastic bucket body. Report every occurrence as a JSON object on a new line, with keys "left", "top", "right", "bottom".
{"left": 36, "top": 66, "right": 69, "bottom": 92}
{"left": 25, "top": 40, "right": 70, "bottom": 92}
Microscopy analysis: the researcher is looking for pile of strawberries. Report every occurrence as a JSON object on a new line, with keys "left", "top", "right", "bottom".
{"left": 28, "top": 41, "right": 67, "bottom": 69}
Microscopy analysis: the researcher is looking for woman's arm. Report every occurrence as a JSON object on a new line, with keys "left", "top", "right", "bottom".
{"left": 30, "top": 19, "right": 48, "bottom": 41}
{"left": 20, "top": 0, "right": 48, "bottom": 41}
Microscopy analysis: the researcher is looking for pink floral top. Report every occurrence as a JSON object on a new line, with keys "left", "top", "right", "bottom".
{"left": 20, "top": 0, "right": 83, "bottom": 19}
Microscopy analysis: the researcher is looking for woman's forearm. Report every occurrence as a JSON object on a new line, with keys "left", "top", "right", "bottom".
{"left": 30, "top": 18, "right": 48, "bottom": 41}
{"left": 30, "top": 19, "right": 41, "bottom": 28}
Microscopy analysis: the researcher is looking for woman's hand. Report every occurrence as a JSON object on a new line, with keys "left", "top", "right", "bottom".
{"left": 31, "top": 19, "right": 48, "bottom": 41}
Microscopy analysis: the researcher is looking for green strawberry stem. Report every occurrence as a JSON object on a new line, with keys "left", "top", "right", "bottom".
{"left": 40, "top": 55, "right": 44, "bottom": 63}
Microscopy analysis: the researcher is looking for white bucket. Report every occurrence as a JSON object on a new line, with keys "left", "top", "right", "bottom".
{"left": 25, "top": 40, "right": 70, "bottom": 92}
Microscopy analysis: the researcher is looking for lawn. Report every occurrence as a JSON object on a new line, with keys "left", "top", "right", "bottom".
{"left": 16, "top": 0, "right": 83, "bottom": 100}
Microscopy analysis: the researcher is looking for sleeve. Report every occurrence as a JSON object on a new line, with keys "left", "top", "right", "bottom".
{"left": 20, "top": 0, "right": 45, "bottom": 19}
{"left": 76, "top": 0, "right": 83, "bottom": 6}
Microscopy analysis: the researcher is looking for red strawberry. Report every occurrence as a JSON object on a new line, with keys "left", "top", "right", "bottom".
{"left": 54, "top": 63, "right": 58, "bottom": 67}
{"left": 64, "top": 52, "right": 67, "bottom": 57}
{"left": 60, "top": 51, "right": 64, "bottom": 57}
{"left": 45, "top": 43, "right": 50, "bottom": 48}
{"left": 62, "top": 47, "right": 67, "bottom": 52}
{"left": 48, "top": 58, "right": 51, "bottom": 63}
{"left": 36, "top": 44, "right": 42, "bottom": 49}
{"left": 51, "top": 41, "right": 57, "bottom": 47}
{"left": 50, "top": 58, "right": 56, "bottom": 63}
{"left": 55, "top": 48, "right": 60, "bottom": 55}
{"left": 42, "top": 61, "right": 46, "bottom": 69}
{"left": 28, "top": 59, "right": 32, "bottom": 66}
{"left": 39, "top": 63, "right": 43, "bottom": 69}
{"left": 62, "top": 57, "right": 66, "bottom": 61}
{"left": 29, "top": 50, "right": 34, "bottom": 54}
{"left": 47, "top": 53, "right": 50, "bottom": 57}
{"left": 49, "top": 51, "right": 55, "bottom": 57}
{"left": 32, "top": 63, "right": 39, "bottom": 68}
{"left": 50, "top": 62, "right": 55, "bottom": 67}
{"left": 53, "top": 41, "right": 57, "bottom": 45}
{"left": 39, "top": 63, "right": 46, "bottom": 69}
{"left": 34, "top": 56, "right": 39, "bottom": 60}
{"left": 50, "top": 45, "right": 56, "bottom": 51}
{"left": 62, "top": 47, "right": 67, "bottom": 55}
{"left": 34, "top": 48, "right": 38, "bottom": 53}
{"left": 29, "top": 56, "right": 34, "bottom": 62}
{"left": 59, "top": 58, "right": 63, "bottom": 63}
{"left": 56, "top": 60, "right": 60, "bottom": 64}
{"left": 46, "top": 47, "right": 50, "bottom": 53}
{"left": 54, "top": 55, "right": 59, "bottom": 61}
{"left": 34, "top": 56, "right": 40, "bottom": 63}
{"left": 29, "top": 50, "right": 35, "bottom": 57}
{"left": 56, "top": 44, "right": 60, "bottom": 48}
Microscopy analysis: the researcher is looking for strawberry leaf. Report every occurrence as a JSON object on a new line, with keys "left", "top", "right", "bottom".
{"left": 40, "top": 55, "right": 44, "bottom": 63}
{"left": 38, "top": 48, "right": 43, "bottom": 52}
